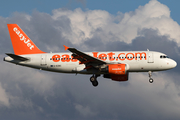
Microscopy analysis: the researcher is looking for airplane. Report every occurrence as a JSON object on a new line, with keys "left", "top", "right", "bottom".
{"left": 4, "top": 24, "right": 177, "bottom": 87}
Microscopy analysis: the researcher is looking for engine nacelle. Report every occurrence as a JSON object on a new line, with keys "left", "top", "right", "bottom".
{"left": 108, "top": 64, "right": 126, "bottom": 75}
{"left": 100, "top": 64, "right": 128, "bottom": 75}
{"left": 101, "top": 64, "right": 129, "bottom": 81}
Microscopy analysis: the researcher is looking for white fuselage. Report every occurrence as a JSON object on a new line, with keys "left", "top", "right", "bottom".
{"left": 4, "top": 51, "right": 177, "bottom": 74}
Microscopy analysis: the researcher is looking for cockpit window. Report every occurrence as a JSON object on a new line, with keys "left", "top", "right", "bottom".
{"left": 160, "top": 55, "right": 169, "bottom": 59}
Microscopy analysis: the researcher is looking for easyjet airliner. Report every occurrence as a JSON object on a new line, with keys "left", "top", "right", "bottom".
{"left": 4, "top": 24, "right": 177, "bottom": 86}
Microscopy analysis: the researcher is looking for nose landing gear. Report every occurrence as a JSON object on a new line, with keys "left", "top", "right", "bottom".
{"left": 148, "top": 71, "right": 153, "bottom": 83}
{"left": 90, "top": 74, "right": 100, "bottom": 87}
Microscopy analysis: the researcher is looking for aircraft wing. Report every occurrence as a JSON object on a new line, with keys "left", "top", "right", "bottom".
{"left": 63, "top": 45, "right": 107, "bottom": 65}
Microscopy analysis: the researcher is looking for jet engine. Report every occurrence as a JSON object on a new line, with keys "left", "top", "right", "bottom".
{"left": 100, "top": 64, "right": 128, "bottom": 75}
{"left": 101, "top": 64, "right": 129, "bottom": 81}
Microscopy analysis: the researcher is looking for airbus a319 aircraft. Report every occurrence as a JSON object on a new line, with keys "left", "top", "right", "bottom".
{"left": 4, "top": 24, "right": 177, "bottom": 87}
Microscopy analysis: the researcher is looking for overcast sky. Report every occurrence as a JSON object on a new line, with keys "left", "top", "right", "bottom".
{"left": 1, "top": 0, "right": 180, "bottom": 120}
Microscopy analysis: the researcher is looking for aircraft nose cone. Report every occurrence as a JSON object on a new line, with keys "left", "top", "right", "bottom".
{"left": 172, "top": 60, "right": 177, "bottom": 68}
{"left": 170, "top": 59, "right": 177, "bottom": 68}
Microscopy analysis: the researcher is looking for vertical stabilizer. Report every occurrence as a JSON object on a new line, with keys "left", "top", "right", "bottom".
{"left": 7, "top": 24, "right": 45, "bottom": 55}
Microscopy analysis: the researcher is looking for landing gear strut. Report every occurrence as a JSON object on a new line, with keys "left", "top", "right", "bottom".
{"left": 148, "top": 71, "right": 153, "bottom": 83}
{"left": 90, "top": 74, "right": 100, "bottom": 87}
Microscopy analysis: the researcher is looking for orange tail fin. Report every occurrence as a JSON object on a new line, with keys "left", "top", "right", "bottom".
{"left": 7, "top": 24, "right": 45, "bottom": 55}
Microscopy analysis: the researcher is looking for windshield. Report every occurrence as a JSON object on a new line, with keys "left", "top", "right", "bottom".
{"left": 160, "top": 55, "right": 169, "bottom": 58}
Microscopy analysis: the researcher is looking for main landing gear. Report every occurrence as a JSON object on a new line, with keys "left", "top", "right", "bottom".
{"left": 90, "top": 74, "right": 100, "bottom": 87}
{"left": 148, "top": 71, "right": 153, "bottom": 83}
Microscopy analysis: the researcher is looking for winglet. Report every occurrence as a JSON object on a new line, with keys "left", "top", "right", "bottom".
{"left": 63, "top": 45, "right": 69, "bottom": 51}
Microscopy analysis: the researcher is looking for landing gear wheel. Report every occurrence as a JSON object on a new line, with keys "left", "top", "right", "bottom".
{"left": 92, "top": 80, "right": 98, "bottom": 87}
{"left": 148, "top": 71, "right": 154, "bottom": 83}
{"left": 90, "top": 76, "right": 99, "bottom": 87}
{"left": 90, "top": 76, "right": 96, "bottom": 82}
{"left": 149, "top": 78, "right": 153, "bottom": 83}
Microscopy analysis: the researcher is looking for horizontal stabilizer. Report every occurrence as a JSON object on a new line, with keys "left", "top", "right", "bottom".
{"left": 5, "top": 53, "right": 29, "bottom": 61}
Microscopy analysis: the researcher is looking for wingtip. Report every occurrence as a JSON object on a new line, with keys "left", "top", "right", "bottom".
{"left": 63, "top": 45, "right": 69, "bottom": 51}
